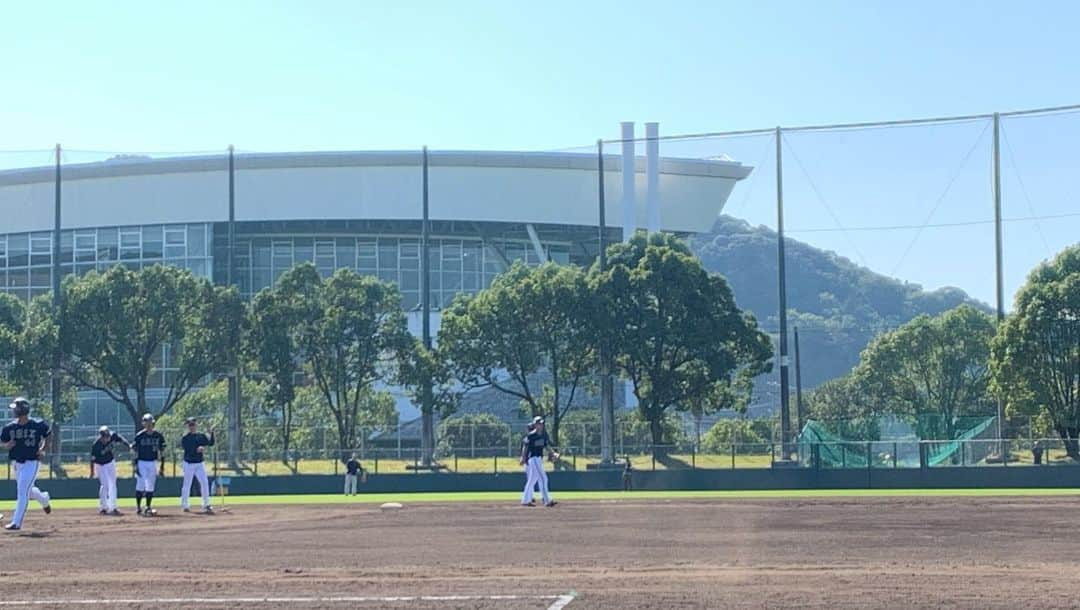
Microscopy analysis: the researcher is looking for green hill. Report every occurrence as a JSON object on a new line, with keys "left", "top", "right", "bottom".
{"left": 691, "top": 215, "right": 987, "bottom": 393}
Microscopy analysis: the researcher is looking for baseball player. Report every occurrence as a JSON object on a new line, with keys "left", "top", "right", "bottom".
{"left": 343, "top": 453, "right": 365, "bottom": 496}
{"left": 132, "top": 413, "right": 166, "bottom": 516}
{"left": 519, "top": 416, "right": 558, "bottom": 507}
{"left": 179, "top": 417, "right": 215, "bottom": 513}
{"left": 1, "top": 397, "right": 53, "bottom": 531}
{"left": 90, "top": 425, "right": 132, "bottom": 515}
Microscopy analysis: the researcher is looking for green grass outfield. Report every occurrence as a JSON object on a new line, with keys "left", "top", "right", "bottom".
{"left": 22, "top": 488, "right": 1080, "bottom": 511}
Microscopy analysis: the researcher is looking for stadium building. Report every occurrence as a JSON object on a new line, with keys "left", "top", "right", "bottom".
{"left": 0, "top": 133, "right": 751, "bottom": 432}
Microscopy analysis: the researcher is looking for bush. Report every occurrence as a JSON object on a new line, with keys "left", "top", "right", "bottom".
{"left": 700, "top": 418, "right": 772, "bottom": 453}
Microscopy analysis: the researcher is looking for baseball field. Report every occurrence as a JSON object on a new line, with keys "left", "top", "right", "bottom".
{"left": 2, "top": 489, "right": 1080, "bottom": 609}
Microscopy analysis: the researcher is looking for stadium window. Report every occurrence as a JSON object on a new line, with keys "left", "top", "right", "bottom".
{"left": 141, "top": 226, "right": 163, "bottom": 260}
{"left": 29, "top": 267, "right": 51, "bottom": 289}
{"left": 97, "top": 228, "right": 118, "bottom": 261}
{"left": 6, "top": 234, "right": 27, "bottom": 268}
{"left": 294, "top": 237, "right": 314, "bottom": 264}
{"left": 59, "top": 232, "right": 73, "bottom": 264}
{"left": 30, "top": 233, "right": 51, "bottom": 266}
{"left": 271, "top": 239, "right": 293, "bottom": 266}
{"left": 187, "top": 224, "right": 207, "bottom": 257}
{"left": 0, "top": 236, "right": 6, "bottom": 267}
{"left": 251, "top": 238, "right": 271, "bottom": 268}
{"left": 314, "top": 239, "right": 335, "bottom": 275}
{"left": 335, "top": 237, "right": 355, "bottom": 270}
{"left": 74, "top": 231, "right": 96, "bottom": 263}
{"left": 164, "top": 226, "right": 187, "bottom": 258}
{"left": 357, "top": 239, "right": 377, "bottom": 275}
{"left": 119, "top": 229, "right": 141, "bottom": 260}
{"left": 8, "top": 268, "right": 28, "bottom": 288}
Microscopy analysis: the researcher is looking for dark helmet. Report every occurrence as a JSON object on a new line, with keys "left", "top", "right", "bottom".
{"left": 9, "top": 397, "right": 31, "bottom": 418}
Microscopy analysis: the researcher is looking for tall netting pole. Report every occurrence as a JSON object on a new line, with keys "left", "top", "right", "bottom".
{"left": 50, "top": 144, "right": 62, "bottom": 474}
{"left": 775, "top": 127, "right": 793, "bottom": 460}
{"left": 598, "top": 139, "right": 614, "bottom": 465}
{"left": 991, "top": 113, "right": 1007, "bottom": 457}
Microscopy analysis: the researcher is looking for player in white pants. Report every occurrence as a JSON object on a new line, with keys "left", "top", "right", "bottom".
{"left": 343, "top": 454, "right": 365, "bottom": 495}
{"left": 519, "top": 416, "right": 559, "bottom": 507}
{"left": 1, "top": 398, "right": 53, "bottom": 531}
{"left": 90, "top": 425, "right": 131, "bottom": 515}
{"left": 132, "top": 413, "right": 166, "bottom": 516}
{"left": 180, "top": 418, "right": 215, "bottom": 513}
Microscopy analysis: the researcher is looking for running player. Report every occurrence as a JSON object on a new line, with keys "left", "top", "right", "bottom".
{"left": 90, "top": 425, "right": 132, "bottom": 515}
{"left": 1, "top": 398, "right": 52, "bottom": 531}
{"left": 519, "top": 416, "right": 558, "bottom": 507}
{"left": 179, "top": 417, "right": 214, "bottom": 514}
{"left": 132, "top": 413, "right": 166, "bottom": 516}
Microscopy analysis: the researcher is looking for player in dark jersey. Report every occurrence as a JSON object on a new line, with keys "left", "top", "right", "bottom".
{"left": 180, "top": 417, "right": 215, "bottom": 513}
{"left": 519, "top": 416, "right": 559, "bottom": 507}
{"left": 343, "top": 453, "right": 365, "bottom": 496}
{"left": 132, "top": 413, "right": 166, "bottom": 516}
{"left": 1, "top": 398, "right": 53, "bottom": 530}
{"left": 91, "top": 425, "right": 132, "bottom": 515}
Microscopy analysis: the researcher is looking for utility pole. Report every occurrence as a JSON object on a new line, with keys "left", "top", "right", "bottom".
{"left": 51, "top": 144, "right": 62, "bottom": 473}
{"left": 597, "top": 139, "right": 615, "bottom": 464}
{"left": 420, "top": 146, "right": 435, "bottom": 466}
{"left": 227, "top": 145, "right": 242, "bottom": 465}
{"left": 775, "top": 127, "right": 792, "bottom": 460}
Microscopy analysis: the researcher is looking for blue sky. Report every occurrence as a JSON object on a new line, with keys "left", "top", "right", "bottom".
{"left": 2, "top": 1, "right": 1078, "bottom": 306}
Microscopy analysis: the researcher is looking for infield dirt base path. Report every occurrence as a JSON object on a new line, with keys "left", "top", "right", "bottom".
{"left": 1, "top": 496, "right": 1078, "bottom": 608}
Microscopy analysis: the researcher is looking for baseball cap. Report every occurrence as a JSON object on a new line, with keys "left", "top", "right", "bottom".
{"left": 532, "top": 416, "right": 545, "bottom": 425}
{"left": 185, "top": 417, "right": 197, "bottom": 425}
{"left": 98, "top": 425, "right": 110, "bottom": 434}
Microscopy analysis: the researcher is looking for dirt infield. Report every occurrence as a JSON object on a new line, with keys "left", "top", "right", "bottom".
{"left": 2, "top": 496, "right": 1080, "bottom": 608}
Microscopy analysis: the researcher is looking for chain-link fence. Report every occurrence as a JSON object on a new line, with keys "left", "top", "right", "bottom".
{"left": 2, "top": 103, "right": 1078, "bottom": 464}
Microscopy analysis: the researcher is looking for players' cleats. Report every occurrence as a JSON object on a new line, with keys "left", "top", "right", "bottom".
{"left": 182, "top": 508, "right": 190, "bottom": 513}
{"left": 109, "top": 509, "right": 122, "bottom": 516}
{"left": 545, "top": 501, "right": 558, "bottom": 507}
{"left": 145, "top": 508, "right": 157, "bottom": 516}
{"left": 99, "top": 509, "right": 108, "bottom": 515}
{"left": 204, "top": 506, "right": 214, "bottom": 514}
{"left": 42, "top": 492, "right": 52, "bottom": 514}
{"left": 4, "top": 523, "right": 19, "bottom": 531}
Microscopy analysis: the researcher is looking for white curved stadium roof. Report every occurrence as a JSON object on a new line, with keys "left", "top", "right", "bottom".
{"left": 0, "top": 150, "right": 752, "bottom": 234}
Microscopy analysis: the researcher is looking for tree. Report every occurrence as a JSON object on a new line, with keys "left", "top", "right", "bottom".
{"left": 274, "top": 264, "right": 411, "bottom": 458}
{"left": 991, "top": 245, "right": 1080, "bottom": 457}
{"left": 853, "top": 305, "right": 995, "bottom": 441}
{"left": 802, "top": 376, "right": 881, "bottom": 441}
{"left": 593, "top": 233, "right": 773, "bottom": 455}
{"left": 57, "top": 264, "right": 244, "bottom": 427}
{"left": 397, "top": 339, "right": 461, "bottom": 465}
{"left": 160, "top": 377, "right": 269, "bottom": 455}
{"left": 247, "top": 267, "right": 322, "bottom": 465}
{"left": 13, "top": 295, "right": 79, "bottom": 474}
{"left": 0, "top": 293, "right": 26, "bottom": 392}
{"left": 439, "top": 262, "right": 596, "bottom": 447}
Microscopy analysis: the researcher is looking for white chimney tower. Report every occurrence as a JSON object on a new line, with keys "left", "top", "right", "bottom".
{"left": 620, "top": 121, "right": 636, "bottom": 241}
{"left": 645, "top": 122, "right": 660, "bottom": 233}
